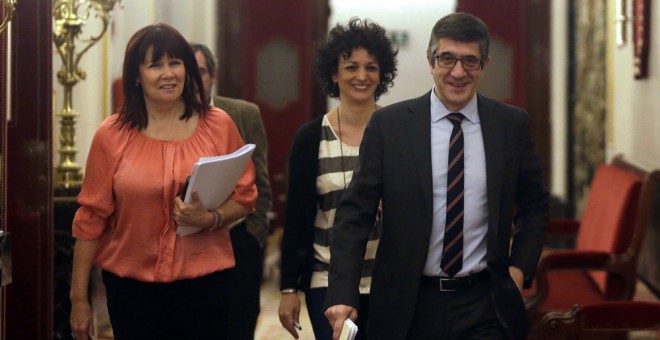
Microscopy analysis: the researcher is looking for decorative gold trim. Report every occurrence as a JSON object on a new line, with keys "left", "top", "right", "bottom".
{"left": 52, "top": 0, "right": 120, "bottom": 189}
{"left": 0, "top": 0, "right": 16, "bottom": 34}
{"left": 4, "top": 23, "right": 11, "bottom": 123}
{"left": 632, "top": 0, "right": 651, "bottom": 79}
{"left": 1, "top": 0, "right": 14, "bottom": 125}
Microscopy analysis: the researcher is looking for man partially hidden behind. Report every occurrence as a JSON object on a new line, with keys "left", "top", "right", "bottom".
{"left": 324, "top": 13, "right": 548, "bottom": 340}
{"left": 192, "top": 42, "right": 273, "bottom": 340}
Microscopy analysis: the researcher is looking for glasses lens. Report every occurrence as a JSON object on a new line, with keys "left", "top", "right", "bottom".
{"left": 462, "top": 58, "right": 481, "bottom": 70}
{"left": 438, "top": 55, "right": 456, "bottom": 68}
{"left": 436, "top": 55, "right": 481, "bottom": 70}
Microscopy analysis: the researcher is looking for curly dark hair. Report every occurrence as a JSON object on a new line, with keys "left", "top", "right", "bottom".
{"left": 314, "top": 18, "right": 398, "bottom": 100}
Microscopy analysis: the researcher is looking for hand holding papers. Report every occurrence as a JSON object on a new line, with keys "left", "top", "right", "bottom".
{"left": 177, "top": 144, "right": 256, "bottom": 236}
{"left": 338, "top": 318, "right": 358, "bottom": 340}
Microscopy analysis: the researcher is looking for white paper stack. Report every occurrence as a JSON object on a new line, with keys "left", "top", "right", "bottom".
{"left": 177, "top": 143, "right": 255, "bottom": 236}
{"left": 338, "top": 318, "right": 358, "bottom": 340}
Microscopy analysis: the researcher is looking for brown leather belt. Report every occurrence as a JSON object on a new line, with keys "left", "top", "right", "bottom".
{"left": 421, "top": 270, "right": 489, "bottom": 292}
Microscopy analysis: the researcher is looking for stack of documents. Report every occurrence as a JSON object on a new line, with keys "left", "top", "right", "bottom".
{"left": 339, "top": 318, "right": 358, "bottom": 340}
{"left": 177, "top": 144, "right": 256, "bottom": 236}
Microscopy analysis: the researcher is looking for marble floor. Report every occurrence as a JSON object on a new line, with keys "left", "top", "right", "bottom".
{"left": 254, "top": 270, "right": 315, "bottom": 340}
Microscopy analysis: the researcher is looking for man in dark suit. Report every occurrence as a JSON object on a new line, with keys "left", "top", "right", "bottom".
{"left": 192, "top": 43, "right": 273, "bottom": 340}
{"left": 324, "top": 13, "right": 548, "bottom": 340}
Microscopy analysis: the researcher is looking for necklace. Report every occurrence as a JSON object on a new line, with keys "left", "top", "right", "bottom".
{"left": 335, "top": 104, "right": 378, "bottom": 190}
{"left": 336, "top": 106, "right": 348, "bottom": 189}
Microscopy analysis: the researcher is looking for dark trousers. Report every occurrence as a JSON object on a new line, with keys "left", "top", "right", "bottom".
{"left": 226, "top": 223, "right": 264, "bottom": 340}
{"left": 102, "top": 269, "right": 229, "bottom": 340}
{"left": 306, "top": 287, "right": 370, "bottom": 340}
{"left": 407, "top": 278, "right": 506, "bottom": 340}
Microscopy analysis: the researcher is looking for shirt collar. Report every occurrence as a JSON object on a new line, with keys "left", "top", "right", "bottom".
{"left": 430, "top": 87, "right": 479, "bottom": 124}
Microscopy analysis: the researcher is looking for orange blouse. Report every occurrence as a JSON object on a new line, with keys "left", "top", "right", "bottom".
{"left": 72, "top": 108, "right": 257, "bottom": 282}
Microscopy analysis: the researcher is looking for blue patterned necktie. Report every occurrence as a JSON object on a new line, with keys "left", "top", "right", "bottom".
{"left": 441, "top": 112, "right": 465, "bottom": 277}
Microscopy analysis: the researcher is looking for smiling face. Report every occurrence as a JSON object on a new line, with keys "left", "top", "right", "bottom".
{"left": 333, "top": 47, "right": 380, "bottom": 103}
{"left": 428, "top": 38, "right": 489, "bottom": 112}
{"left": 139, "top": 46, "right": 186, "bottom": 107}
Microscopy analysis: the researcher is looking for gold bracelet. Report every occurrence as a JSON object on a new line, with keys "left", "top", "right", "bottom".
{"left": 209, "top": 209, "right": 225, "bottom": 232}
{"left": 216, "top": 209, "right": 225, "bottom": 228}
{"left": 209, "top": 210, "right": 219, "bottom": 229}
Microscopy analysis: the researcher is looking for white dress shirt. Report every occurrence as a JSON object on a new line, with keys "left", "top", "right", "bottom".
{"left": 423, "top": 90, "right": 489, "bottom": 277}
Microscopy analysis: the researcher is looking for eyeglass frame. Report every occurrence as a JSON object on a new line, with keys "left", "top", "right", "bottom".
{"left": 432, "top": 52, "right": 483, "bottom": 71}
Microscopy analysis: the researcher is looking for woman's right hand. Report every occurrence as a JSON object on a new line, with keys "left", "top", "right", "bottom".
{"left": 70, "top": 300, "right": 94, "bottom": 340}
{"left": 173, "top": 190, "right": 214, "bottom": 229}
{"left": 278, "top": 293, "right": 302, "bottom": 339}
{"left": 70, "top": 238, "right": 100, "bottom": 340}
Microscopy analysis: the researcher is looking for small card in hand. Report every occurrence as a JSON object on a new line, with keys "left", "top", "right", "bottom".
{"left": 339, "top": 318, "right": 358, "bottom": 340}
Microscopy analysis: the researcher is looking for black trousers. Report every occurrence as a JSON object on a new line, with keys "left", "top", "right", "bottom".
{"left": 407, "top": 278, "right": 506, "bottom": 340}
{"left": 102, "top": 269, "right": 229, "bottom": 340}
{"left": 226, "top": 223, "right": 264, "bottom": 340}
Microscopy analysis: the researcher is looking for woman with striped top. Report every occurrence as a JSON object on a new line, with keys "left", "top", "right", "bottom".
{"left": 278, "top": 18, "right": 398, "bottom": 340}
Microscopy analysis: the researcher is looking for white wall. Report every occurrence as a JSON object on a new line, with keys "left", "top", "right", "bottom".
{"left": 609, "top": 0, "right": 660, "bottom": 171}
{"left": 328, "top": 0, "right": 456, "bottom": 107}
{"left": 541, "top": 0, "right": 660, "bottom": 201}
{"left": 550, "top": 0, "right": 568, "bottom": 199}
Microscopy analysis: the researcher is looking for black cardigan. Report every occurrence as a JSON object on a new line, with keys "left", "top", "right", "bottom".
{"left": 279, "top": 115, "right": 324, "bottom": 291}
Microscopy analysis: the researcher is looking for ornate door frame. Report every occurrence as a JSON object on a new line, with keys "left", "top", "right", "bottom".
{"left": 4, "top": 0, "right": 54, "bottom": 338}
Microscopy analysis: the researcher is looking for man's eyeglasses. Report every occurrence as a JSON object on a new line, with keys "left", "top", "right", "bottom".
{"left": 433, "top": 54, "right": 482, "bottom": 70}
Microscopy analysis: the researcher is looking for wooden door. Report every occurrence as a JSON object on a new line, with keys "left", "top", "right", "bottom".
{"left": 217, "top": 0, "right": 329, "bottom": 227}
{"left": 457, "top": 0, "right": 551, "bottom": 189}
{"left": 3, "top": 0, "right": 54, "bottom": 338}
{"left": 0, "top": 4, "right": 10, "bottom": 338}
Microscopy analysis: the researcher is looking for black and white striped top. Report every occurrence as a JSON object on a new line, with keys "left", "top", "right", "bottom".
{"left": 311, "top": 114, "right": 381, "bottom": 293}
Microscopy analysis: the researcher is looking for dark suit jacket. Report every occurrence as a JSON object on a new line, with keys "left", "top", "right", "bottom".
{"left": 214, "top": 95, "right": 272, "bottom": 247}
{"left": 325, "top": 93, "right": 548, "bottom": 340}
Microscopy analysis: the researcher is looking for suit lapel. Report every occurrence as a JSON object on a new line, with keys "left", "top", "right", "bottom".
{"left": 403, "top": 92, "right": 434, "bottom": 218}
{"left": 477, "top": 95, "right": 505, "bottom": 257}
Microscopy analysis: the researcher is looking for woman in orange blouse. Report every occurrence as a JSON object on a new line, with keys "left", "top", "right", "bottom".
{"left": 69, "top": 23, "right": 257, "bottom": 340}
